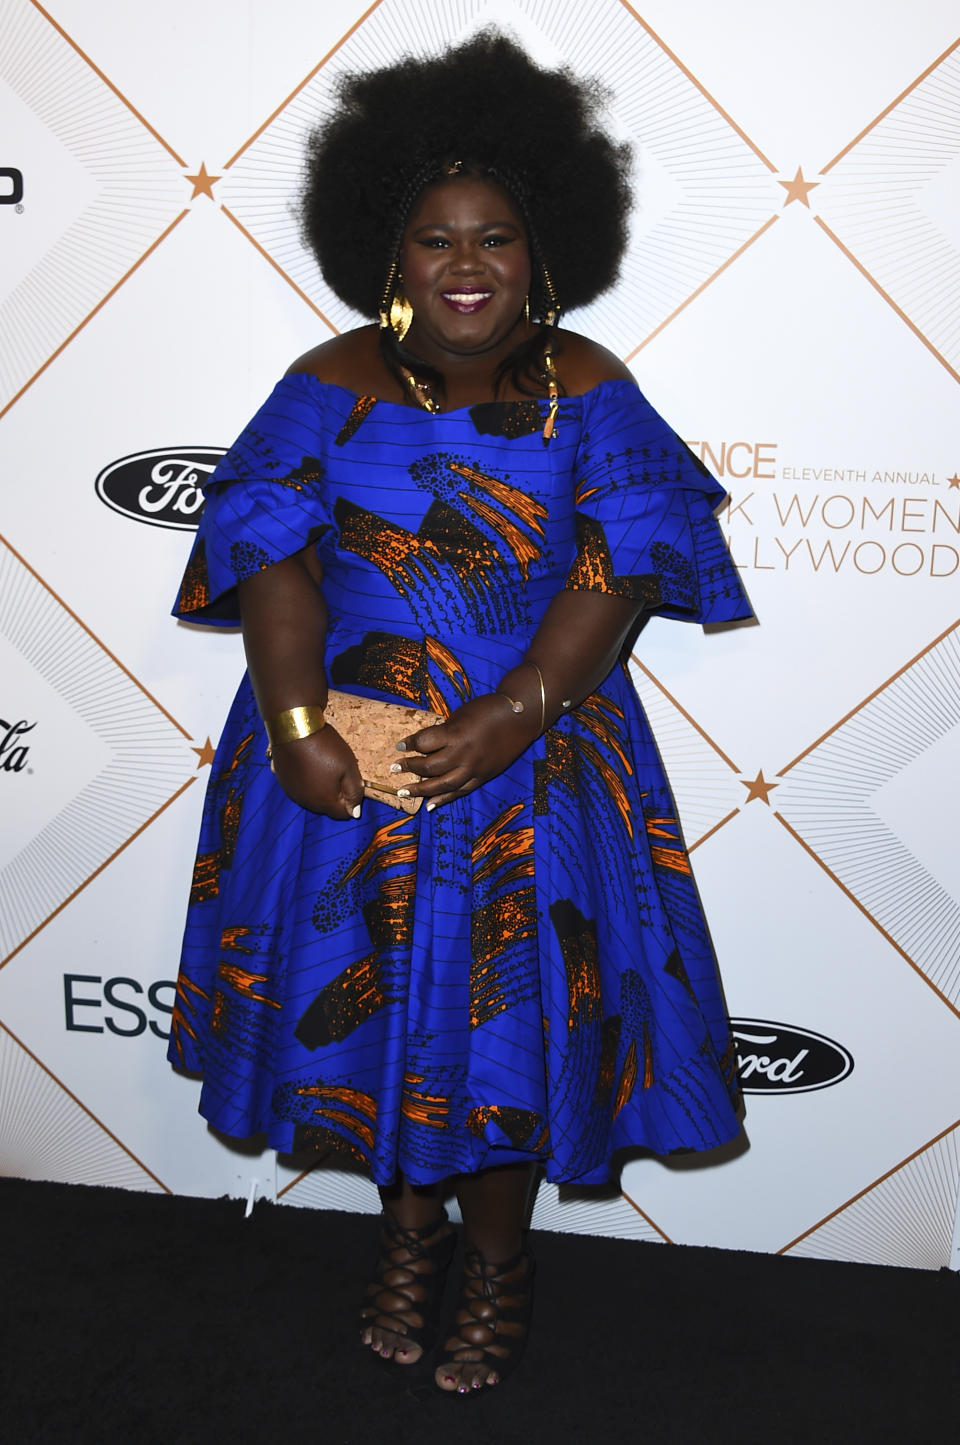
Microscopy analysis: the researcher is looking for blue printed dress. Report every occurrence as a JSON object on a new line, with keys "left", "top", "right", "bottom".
{"left": 169, "top": 374, "right": 753, "bottom": 1185}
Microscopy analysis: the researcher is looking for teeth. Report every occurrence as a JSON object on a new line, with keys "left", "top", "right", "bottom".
{"left": 445, "top": 292, "right": 492, "bottom": 303}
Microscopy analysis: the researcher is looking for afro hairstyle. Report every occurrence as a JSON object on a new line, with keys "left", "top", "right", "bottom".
{"left": 299, "top": 30, "right": 632, "bottom": 319}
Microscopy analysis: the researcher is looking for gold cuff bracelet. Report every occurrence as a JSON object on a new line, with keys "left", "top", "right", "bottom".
{"left": 264, "top": 704, "right": 327, "bottom": 756}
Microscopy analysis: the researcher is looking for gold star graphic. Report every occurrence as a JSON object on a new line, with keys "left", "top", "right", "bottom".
{"left": 740, "top": 770, "right": 780, "bottom": 805}
{"left": 778, "top": 167, "right": 820, "bottom": 208}
{"left": 192, "top": 737, "right": 216, "bottom": 769}
{"left": 185, "top": 163, "right": 221, "bottom": 201}
{"left": 948, "top": 474, "right": 960, "bottom": 490}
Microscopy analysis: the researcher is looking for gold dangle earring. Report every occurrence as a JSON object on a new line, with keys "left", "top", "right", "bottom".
{"left": 524, "top": 294, "right": 531, "bottom": 328}
{"left": 542, "top": 350, "right": 560, "bottom": 443}
{"left": 541, "top": 264, "right": 560, "bottom": 330}
{"left": 389, "top": 274, "right": 414, "bottom": 344}
{"left": 379, "top": 260, "right": 438, "bottom": 413}
{"left": 379, "top": 262, "right": 414, "bottom": 344}
{"left": 540, "top": 266, "right": 561, "bottom": 442}
{"left": 378, "top": 260, "right": 397, "bottom": 331}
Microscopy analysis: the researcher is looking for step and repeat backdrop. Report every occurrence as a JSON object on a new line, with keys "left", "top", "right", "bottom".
{"left": 2, "top": 0, "right": 959, "bottom": 1269}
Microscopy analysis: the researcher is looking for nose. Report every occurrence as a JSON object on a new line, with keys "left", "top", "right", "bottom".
{"left": 448, "top": 240, "right": 484, "bottom": 273}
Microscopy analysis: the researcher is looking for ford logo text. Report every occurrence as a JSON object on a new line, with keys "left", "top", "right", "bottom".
{"left": 95, "top": 448, "right": 225, "bottom": 530}
{"left": 731, "top": 1019, "right": 854, "bottom": 1094}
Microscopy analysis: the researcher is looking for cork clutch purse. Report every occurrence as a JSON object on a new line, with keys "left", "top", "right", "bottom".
{"left": 325, "top": 690, "right": 443, "bottom": 814}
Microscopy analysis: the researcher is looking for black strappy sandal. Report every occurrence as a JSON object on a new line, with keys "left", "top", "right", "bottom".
{"left": 360, "top": 1208, "right": 457, "bottom": 1366}
{"left": 435, "top": 1244, "right": 535, "bottom": 1394}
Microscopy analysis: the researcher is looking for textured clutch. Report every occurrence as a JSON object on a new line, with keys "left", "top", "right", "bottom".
{"left": 325, "top": 690, "right": 443, "bottom": 814}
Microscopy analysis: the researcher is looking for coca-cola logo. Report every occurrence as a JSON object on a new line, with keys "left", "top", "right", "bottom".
{"left": 95, "top": 448, "right": 225, "bottom": 530}
{"left": 732, "top": 1019, "right": 853, "bottom": 1094}
{"left": 0, "top": 718, "right": 35, "bottom": 772}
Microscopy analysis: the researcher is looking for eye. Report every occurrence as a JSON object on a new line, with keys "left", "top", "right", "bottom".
{"left": 416, "top": 235, "right": 451, "bottom": 249}
{"left": 482, "top": 233, "right": 515, "bottom": 248}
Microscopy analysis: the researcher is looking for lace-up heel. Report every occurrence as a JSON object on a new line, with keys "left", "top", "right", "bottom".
{"left": 435, "top": 1244, "right": 535, "bottom": 1394}
{"left": 360, "top": 1208, "right": 457, "bottom": 1366}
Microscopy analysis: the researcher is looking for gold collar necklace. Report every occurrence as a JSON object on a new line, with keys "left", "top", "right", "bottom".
{"left": 398, "top": 345, "right": 559, "bottom": 442}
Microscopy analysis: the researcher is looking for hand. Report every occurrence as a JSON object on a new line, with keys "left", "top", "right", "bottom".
{"left": 269, "top": 724, "right": 364, "bottom": 820}
{"left": 396, "top": 694, "right": 539, "bottom": 809}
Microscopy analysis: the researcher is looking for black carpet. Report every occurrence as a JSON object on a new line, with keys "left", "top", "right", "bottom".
{"left": 4, "top": 1177, "right": 957, "bottom": 1444}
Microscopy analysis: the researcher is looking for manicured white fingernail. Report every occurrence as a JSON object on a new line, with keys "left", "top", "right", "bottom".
{"left": 351, "top": 804, "right": 362, "bottom": 819}
{"left": 396, "top": 788, "right": 410, "bottom": 798}
{"left": 389, "top": 762, "right": 402, "bottom": 773}
{"left": 426, "top": 801, "right": 436, "bottom": 812}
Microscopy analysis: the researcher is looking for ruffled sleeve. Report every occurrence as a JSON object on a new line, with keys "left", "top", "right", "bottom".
{"left": 565, "top": 380, "right": 754, "bottom": 624}
{"left": 172, "top": 374, "right": 332, "bottom": 626}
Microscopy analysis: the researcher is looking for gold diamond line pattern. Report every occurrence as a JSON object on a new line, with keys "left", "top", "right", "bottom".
{"left": 0, "top": 535, "right": 198, "bottom": 966}
{"left": 210, "top": 8, "right": 960, "bottom": 388}
{"left": 780, "top": 1118, "right": 960, "bottom": 1270}
{"left": 214, "top": 0, "right": 781, "bottom": 354}
{"left": 3, "top": 1, "right": 959, "bottom": 1257}
{"left": 209, "top": 6, "right": 960, "bottom": 410}
{"left": 0, "top": 1019, "right": 169, "bottom": 1190}
{"left": 773, "top": 620, "right": 960, "bottom": 1015}
{"left": 814, "top": 37, "right": 960, "bottom": 387}
{"left": 4, "top": 4, "right": 956, "bottom": 421}
{"left": 629, "top": 654, "right": 745, "bottom": 850}
{"left": 0, "top": 0, "right": 189, "bottom": 417}
{"left": 276, "top": 1153, "right": 380, "bottom": 1214}
{"left": 11, "top": 0, "right": 952, "bottom": 1014}
{"left": 531, "top": 1180, "right": 670, "bottom": 1244}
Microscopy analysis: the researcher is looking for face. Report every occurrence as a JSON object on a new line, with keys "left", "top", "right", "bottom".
{"left": 399, "top": 175, "right": 531, "bottom": 366}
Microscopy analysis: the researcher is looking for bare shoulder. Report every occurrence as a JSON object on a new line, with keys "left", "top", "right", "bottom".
{"left": 555, "top": 331, "right": 635, "bottom": 395}
{"left": 285, "top": 325, "right": 392, "bottom": 393}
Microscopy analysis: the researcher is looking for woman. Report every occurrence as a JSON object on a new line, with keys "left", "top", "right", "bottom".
{"left": 169, "top": 33, "right": 753, "bottom": 1394}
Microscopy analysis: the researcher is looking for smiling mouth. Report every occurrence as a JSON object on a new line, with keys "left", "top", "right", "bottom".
{"left": 441, "top": 290, "right": 493, "bottom": 313}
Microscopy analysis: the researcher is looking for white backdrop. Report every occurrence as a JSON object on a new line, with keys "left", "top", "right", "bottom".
{"left": 2, "top": 0, "right": 959, "bottom": 1270}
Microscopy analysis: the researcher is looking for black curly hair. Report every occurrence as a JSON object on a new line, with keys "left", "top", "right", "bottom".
{"left": 299, "top": 30, "right": 632, "bottom": 396}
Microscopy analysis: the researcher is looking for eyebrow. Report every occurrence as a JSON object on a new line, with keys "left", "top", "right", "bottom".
{"left": 410, "top": 219, "right": 522, "bottom": 234}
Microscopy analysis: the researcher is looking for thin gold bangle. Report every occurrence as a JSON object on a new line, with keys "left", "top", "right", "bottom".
{"left": 496, "top": 690, "right": 525, "bottom": 715}
{"left": 534, "top": 663, "right": 546, "bottom": 733}
{"left": 520, "top": 661, "right": 546, "bottom": 733}
{"left": 263, "top": 704, "right": 326, "bottom": 756}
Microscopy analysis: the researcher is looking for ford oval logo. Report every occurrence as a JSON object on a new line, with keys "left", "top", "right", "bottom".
{"left": 95, "top": 448, "right": 225, "bottom": 530}
{"left": 731, "top": 1019, "right": 853, "bottom": 1094}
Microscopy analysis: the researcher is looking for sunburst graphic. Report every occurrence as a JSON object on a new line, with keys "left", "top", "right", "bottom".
{"left": 276, "top": 1152, "right": 379, "bottom": 1214}
{"left": 533, "top": 1178, "right": 669, "bottom": 1243}
{"left": 0, "top": 536, "right": 199, "bottom": 966}
{"left": 0, "top": 1021, "right": 168, "bottom": 1190}
{"left": 629, "top": 654, "right": 745, "bottom": 850}
{"left": 815, "top": 37, "right": 960, "bottom": 385}
{"left": 781, "top": 1119, "right": 960, "bottom": 1270}
{"left": 0, "top": 0, "right": 188, "bottom": 416}
{"left": 774, "top": 620, "right": 960, "bottom": 1012}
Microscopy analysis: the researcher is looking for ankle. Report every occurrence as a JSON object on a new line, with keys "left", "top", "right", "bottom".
{"left": 382, "top": 1206, "right": 449, "bottom": 1248}
{"left": 463, "top": 1234, "right": 523, "bottom": 1265}
{"left": 379, "top": 1182, "right": 444, "bottom": 1235}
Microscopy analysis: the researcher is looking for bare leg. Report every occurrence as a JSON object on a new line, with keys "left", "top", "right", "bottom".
{"left": 435, "top": 1162, "right": 535, "bottom": 1393}
{"left": 361, "top": 1174, "right": 453, "bottom": 1364}
{"left": 379, "top": 1174, "right": 442, "bottom": 1231}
